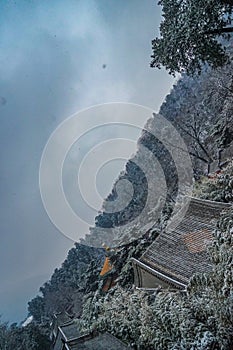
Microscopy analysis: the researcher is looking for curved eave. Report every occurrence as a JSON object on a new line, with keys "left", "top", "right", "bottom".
{"left": 131, "top": 257, "right": 186, "bottom": 290}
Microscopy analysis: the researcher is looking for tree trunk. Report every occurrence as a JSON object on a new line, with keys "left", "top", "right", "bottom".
{"left": 221, "top": 0, "right": 233, "bottom": 6}
{"left": 205, "top": 27, "right": 233, "bottom": 35}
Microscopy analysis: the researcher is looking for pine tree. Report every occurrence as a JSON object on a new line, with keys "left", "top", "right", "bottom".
{"left": 151, "top": 0, "right": 233, "bottom": 75}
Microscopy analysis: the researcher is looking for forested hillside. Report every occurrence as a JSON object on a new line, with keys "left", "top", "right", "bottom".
{"left": 1, "top": 59, "right": 232, "bottom": 350}
{"left": 1, "top": 1, "right": 233, "bottom": 348}
{"left": 17, "top": 61, "right": 232, "bottom": 349}
{"left": 78, "top": 161, "right": 233, "bottom": 349}
{"left": 86, "top": 59, "right": 233, "bottom": 249}
{"left": 1, "top": 63, "right": 232, "bottom": 350}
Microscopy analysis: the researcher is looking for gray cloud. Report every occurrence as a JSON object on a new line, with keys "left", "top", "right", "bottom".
{"left": 0, "top": 0, "right": 174, "bottom": 322}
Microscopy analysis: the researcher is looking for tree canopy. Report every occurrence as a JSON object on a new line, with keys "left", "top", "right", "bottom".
{"left": 151, "top": 0, "right": 233, "bottom": 75}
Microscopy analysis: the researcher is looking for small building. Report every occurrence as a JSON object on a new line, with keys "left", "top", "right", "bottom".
{"left": 53, "top": 319, "right": 81, "bottom": 350}
{"left": 132, "top": 197, "right": 231, "bottom": 290}
{"left": 50, "top": 313, "right": 75, "bottom": 345}
{"left": 51, "top": 314, "right": 132, "bottom": 350}
{"left": 64, "top": 331, "right": 131, "bottom": 349}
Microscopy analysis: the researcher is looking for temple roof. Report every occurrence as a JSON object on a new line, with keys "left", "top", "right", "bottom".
{"left": 65, "top": 332, "right": 131, "bottom": 350}
{"left": 59, "top": 321, "right": 81, "bottom": 342}
{"left": 137, "top": 197, "right": 231, "bottom": 287}
{"left": 51, "top": 312, "right": 74, "bottom": 339}
{"left": 52, "top": 315, "right": 132, "bottom": 349}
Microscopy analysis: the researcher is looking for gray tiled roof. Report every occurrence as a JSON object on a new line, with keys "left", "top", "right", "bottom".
{"left": 59, "top": 321, "right": 81, "bottom": 341}
{"left": 140, "top": 197, "right": 231, "bottom": 286}
{"left": 66, "top": 332, "right": 131, "bottom": 350}
{"left": 51, "top": 313, "right": 73, "bottom": 340}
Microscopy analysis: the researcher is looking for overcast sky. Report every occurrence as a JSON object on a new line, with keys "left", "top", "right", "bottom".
{"left": 0, "top": 0, "right": 175, "bottom": 323}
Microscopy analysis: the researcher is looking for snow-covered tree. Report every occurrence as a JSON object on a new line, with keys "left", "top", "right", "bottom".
{"left": 151, "top": 0, "right": 233, "bottom": 75}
